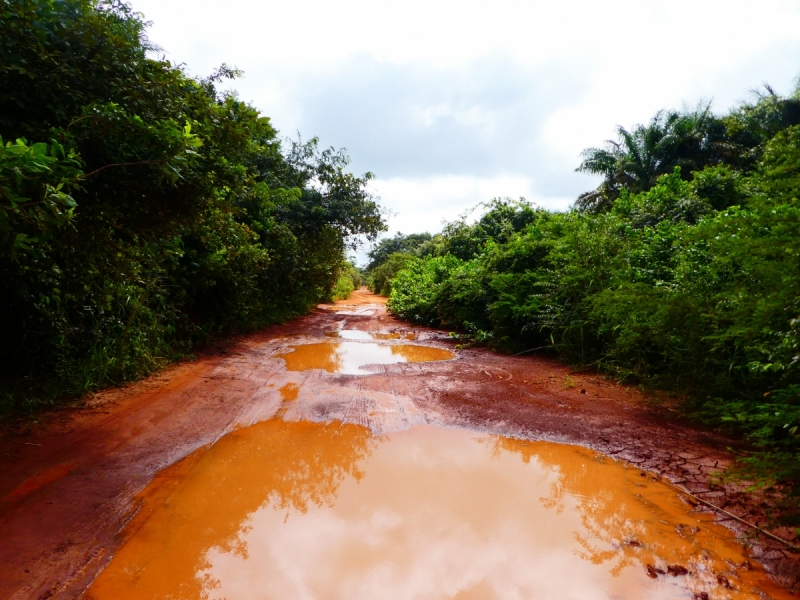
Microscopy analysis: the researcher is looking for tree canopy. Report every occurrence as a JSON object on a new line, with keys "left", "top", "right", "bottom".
{"left": 0, "top": 0, "right": 384, "bottom": 410}
{"left": 366, "top": 232, "right": 433, "bottom": 271}
{"left": 574, "top": 95, "right": 800, "bottom": 212}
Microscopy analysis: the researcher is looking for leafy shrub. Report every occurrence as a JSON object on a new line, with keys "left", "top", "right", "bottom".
{"left": 368, "top": 252, "right": 415, "bottom": 296}
{"left": 330, "top": 262, "right": 363, "bottom": 301}
{"left": 387, "top": 255, "right": 463, "bottom": 324}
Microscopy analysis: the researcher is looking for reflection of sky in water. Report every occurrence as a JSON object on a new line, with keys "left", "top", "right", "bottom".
{"left": 278, "top": 342, "right": 453, "bottom": 374}
{"left": 326, "top": 330, "right": 404, "bottom": 340}
{"left": 321, "top": 306, "right": 377, "bottom": 316}
{"left": 88, "top": 423, "right": 790, "bottom": 600}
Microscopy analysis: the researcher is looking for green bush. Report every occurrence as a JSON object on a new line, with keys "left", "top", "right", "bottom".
{"left": 330, "top": 262, "right": 363, "bottom": 301}
{"left": 387, "top": 254, "right": 463, "bottom": 323}
{"left": 368, "top": 252, "right": 415, "bottom": 296}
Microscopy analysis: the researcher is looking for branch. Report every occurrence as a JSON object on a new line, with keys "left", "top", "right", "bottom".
{"left": 81, "top": 159, "right": 167, "bottom": 179}
{"left": 65, "top": 114, "right": 107, "bottom": 134}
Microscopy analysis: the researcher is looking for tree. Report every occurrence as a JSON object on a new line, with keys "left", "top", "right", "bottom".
{"left": 0, "top": 0, "right": 384, "bottom": 410}
{"left": 366, "top": 232, "right": 432, "bottom": 271}
{"left": 369, "top": 253, "right": 415, "bottom": 296}
{"left": 575, "top": 106, "right": 726, "bottom": 211}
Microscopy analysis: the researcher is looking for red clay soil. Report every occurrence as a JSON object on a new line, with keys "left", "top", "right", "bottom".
{"left": 0, "top": 289, "right": 798, "bottom": 598}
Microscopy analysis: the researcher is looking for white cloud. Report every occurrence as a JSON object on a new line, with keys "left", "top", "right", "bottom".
{"left": 370, "top": 174, "right": 571, "bottom": 237}
{"left": 132, "top": 0, "right": 800, "bottom": 236}
{"left": 138, "top": 0, "right": 800, "bottom": 72}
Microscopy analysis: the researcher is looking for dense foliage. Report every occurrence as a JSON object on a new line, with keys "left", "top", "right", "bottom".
{"left": 364, "top": 232, "right": 432, "bottom": 294}
{"left": 331, "top": 261, "right": 364, "bottom": 301}
{"left": 387, "top": 90, "right": 800, "bottom": 516}
{"left": 367, "top": 253, "right": 413, "bottom": 296}
{"left": 365, "top": 232, "right": 432, "bottom": 271}
{"left": 0, "top": 0, "right": 384, "bottom": 413}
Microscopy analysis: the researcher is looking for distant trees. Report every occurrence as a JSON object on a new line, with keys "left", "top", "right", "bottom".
{"left": 331, "top": 261, "right": 364, "bottom": 301}
{"left": 366, "top": 232, "right": 433, "bottom": 271}
{"left": 365, "top": 232, "right": 434, "bottom": 295}
{"left": 369, "top": 253, "right": 416, "bottom": 296}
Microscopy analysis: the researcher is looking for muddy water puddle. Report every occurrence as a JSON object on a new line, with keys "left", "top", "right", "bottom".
{"left": 325, "top": 329, "right": 414, "bottom": 340}
{"left": 89, "top": 422, "right": 788, "bottom": 600}
{"left": 320, "top": 305, "right": 377, "bottom": 315}
{"left": 276, "top": 342, "right": 453, "bottom": 374}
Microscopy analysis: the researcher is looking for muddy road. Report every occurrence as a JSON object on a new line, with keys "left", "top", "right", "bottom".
{"left": 1, "top": 290, "right": 798, "bottom": 598}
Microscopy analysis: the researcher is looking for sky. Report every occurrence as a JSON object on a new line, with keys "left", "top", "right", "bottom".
{"left": 131, "top": 0, "right": 800, "bottom": 259}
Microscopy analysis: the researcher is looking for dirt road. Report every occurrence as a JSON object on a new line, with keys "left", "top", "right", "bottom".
{"left": 1, "top": 290, "right": 798, "bottom": 598}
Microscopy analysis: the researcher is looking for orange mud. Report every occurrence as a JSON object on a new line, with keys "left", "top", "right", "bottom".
{"left": 276, "top": 341, "right": 453, "bottom": 374}
{"left": 322, "top": 288, "right": 388, "bottom": 306}
{"left": 88, "top": 421, "right": 789, "bottom": 600}
{"left": 1, "top": 289, "right": 798, "bottom": 598}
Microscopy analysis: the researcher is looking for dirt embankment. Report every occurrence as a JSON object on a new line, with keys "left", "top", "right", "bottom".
{"left": 0, "top": 289, "right": 798, "bottom": 598}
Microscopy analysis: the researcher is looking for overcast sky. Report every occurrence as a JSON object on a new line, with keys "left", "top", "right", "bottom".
{"left": 132, "top": 0, "right": 800, "bottom": 256}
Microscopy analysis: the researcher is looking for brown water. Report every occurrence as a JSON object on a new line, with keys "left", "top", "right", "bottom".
{"left": 325, "top": 330, "right": 414, "bottom": 340}
{"left": 276, "top": 342, "right": 453, "bottom": 374}
{"left": 88, "top": 421, "right": 789, "bottom": 600}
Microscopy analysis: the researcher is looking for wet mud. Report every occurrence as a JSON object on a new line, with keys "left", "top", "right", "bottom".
{"left": 1, "top": 289, "right": 798, "bottom": 598}
{"left": 88, "top": 422, "right": 789, "bottom": 599}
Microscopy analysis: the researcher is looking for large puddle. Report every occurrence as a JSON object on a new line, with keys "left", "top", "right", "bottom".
{"left": 276, "top": 342, "right": 453, "bottom": 374}
{"left": 88, "top": 421, "right": 789, "bottom": 600}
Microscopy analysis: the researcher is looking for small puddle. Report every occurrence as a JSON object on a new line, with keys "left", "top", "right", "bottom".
{"left": 278, "top": 382, "right": 299, "bottom": 401}
{"left": 325, "top": 330, "right": 414, "bottom": 340}
{"left": 274, "top": 383, "right": 300, "bottom": 419}
{"left": 320, "top": 305, "right": 377, "bottom": 315}
{"left": 89, "top": 422, "right": 789, "bottom": 600}
{"left": 276, "top": 342, "right": 453, "bottom": 374}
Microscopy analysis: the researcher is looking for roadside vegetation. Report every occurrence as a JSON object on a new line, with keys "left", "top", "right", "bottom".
{"left": 0, "top": 0, "right": 384, "bottom": 414}
{"left": 365, "top": 232, "right": 435, "bottom": 295}
{"left": 374, "top": 90, "right": 800, "bottom": 519}
{"left": 331, "top": 261, "right": 364, "bottom": 301}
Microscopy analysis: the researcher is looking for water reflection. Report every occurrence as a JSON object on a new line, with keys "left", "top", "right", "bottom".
{"left": 276, "top": 342, "right": 453, "bottom": 374}
{"left": 89, "top": 424, "right": 790, "bottom": 600}
{"left": 491, "top": 437, "right": 782, "bottom": 597}
{"left": 324, "top": 330, "right": 413, "bottom": 340}
{"left": 320, "top": 305, "right": 377, "bottom": 315}
{"left": 88, "top": 420, "right": 374, "bottom": 599}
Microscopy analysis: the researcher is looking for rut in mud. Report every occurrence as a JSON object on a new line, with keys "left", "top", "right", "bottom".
{"left": 0, "top": 290, "right": 798, "bottom": 599}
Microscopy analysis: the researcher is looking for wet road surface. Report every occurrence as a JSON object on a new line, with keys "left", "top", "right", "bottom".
{"left": 0, "top": 290, "right": 798, "bottom": 598}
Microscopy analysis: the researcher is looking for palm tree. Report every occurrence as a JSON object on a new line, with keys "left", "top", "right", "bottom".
{"left": 575, "top": 105, "right": 725, "bottom": 212}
